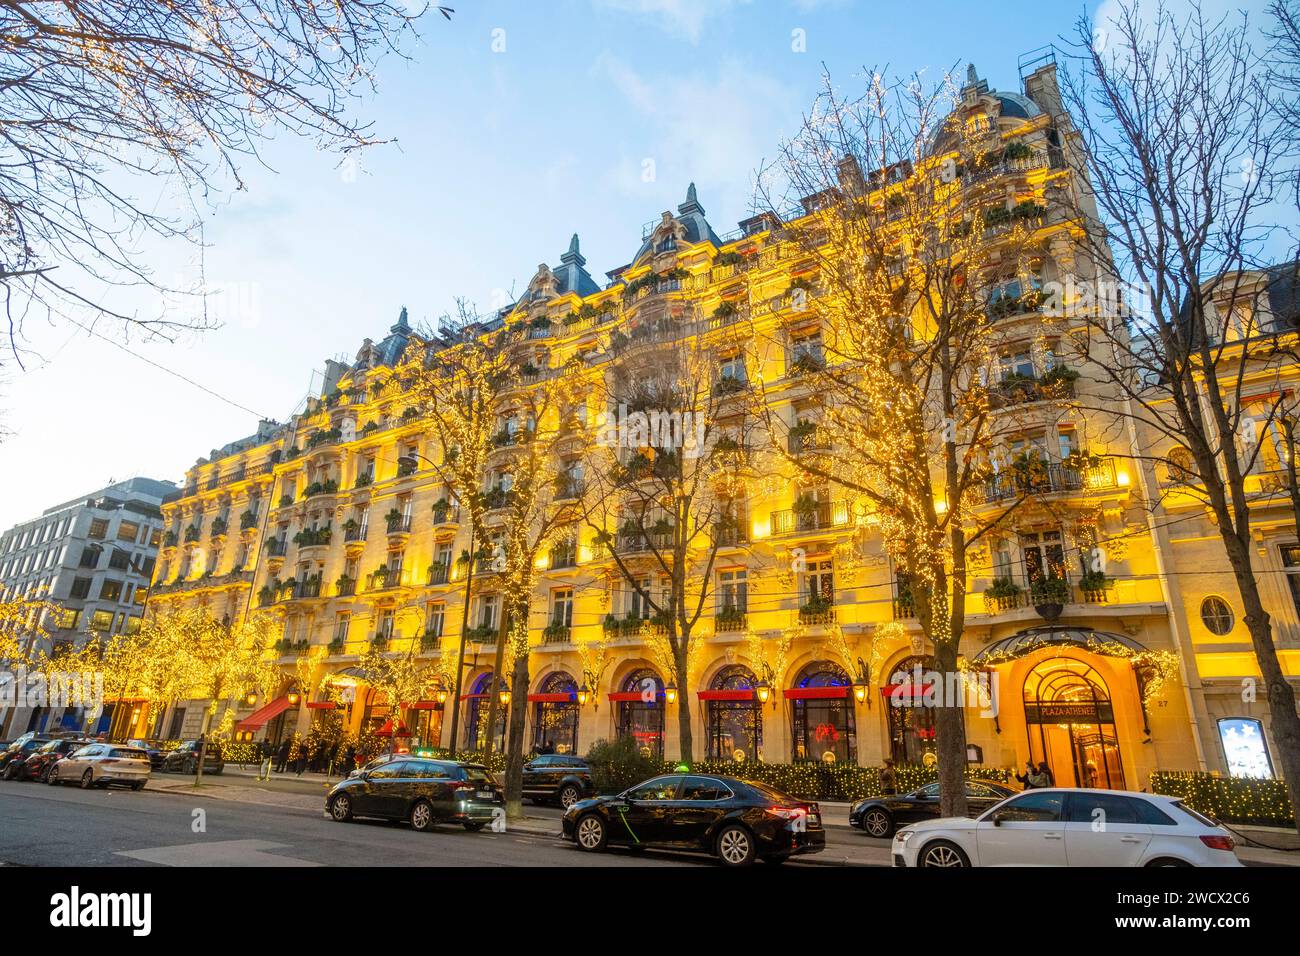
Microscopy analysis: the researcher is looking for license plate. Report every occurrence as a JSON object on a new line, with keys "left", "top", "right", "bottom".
{"left": 476, "top": 790, "right": 494, "bottom": 799}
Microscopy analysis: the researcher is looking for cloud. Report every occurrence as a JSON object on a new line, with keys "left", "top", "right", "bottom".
{"left": 592, "top": 52, "right": 797, "bottom": 224}
{"left": 592, "top": 0, "right": 752, "bottom": 43}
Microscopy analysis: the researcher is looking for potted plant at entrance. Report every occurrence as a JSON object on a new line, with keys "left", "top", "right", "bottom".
{"left": 1030, "top": 575, "right": 1069, "bottom": 621}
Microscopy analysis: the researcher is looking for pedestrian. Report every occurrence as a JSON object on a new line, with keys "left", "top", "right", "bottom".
{"left": 341, "top": 744, "right": 356, "bottom": 776}
{"left": 1014, "top": 759, "right": 1038, "bottom": 789}
{"left": 275, "top": 737, "right": 291, "bottom": 774}
{"left": 1036, "top": 760, "right": 1055, "bottom": 787}
{"left": 879, "top": 758, "right": 897, "bottom": 796}
{"left": 295, "top": 739, "right": 309, "bottom": 775}
{"left": 258, "top": 740, "right": 273, "bottom": 781}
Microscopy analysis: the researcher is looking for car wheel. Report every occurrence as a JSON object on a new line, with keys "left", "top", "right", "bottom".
{"left": 575, "top": 814, "right": 607, "bottom": 852}
{"left": 46, "top": 766, "right": 59, "bottom": 785}
{"left": 79, "top": 769, "right": 95, "bottom": 790}
{"left": 558, "top": 784, "right": 581, "bottom": 809}
{"left": 329, "top": 793, "right": 353, "bottom": 822}
{"left": 919, "top": 839, "right": 970, "bottom": 868}
{"left": 410, "top": 800, "right": 434, "bottom": 832}
{"left": 2, "top": 763, "right": 17, "bottom": 780}
{"left": 132, "top": 781, "right": 146, "bottom": 792}
{"left": 186, "top": 759, "right": 197, "bottom": 774}
{"left": 715, "top": 825, "right": 756, "bottom": 867}
{"left": 862, "top": 808, "right": 895, "bottom": 838}
{"left": 1145, "top": 857, "right": 1192, "bottom": 867}
{"left": 463, "top": 821, "right": 487, "bottom": 832}
{"left": 38, "top": 766, "right": 52, "bottom": 784}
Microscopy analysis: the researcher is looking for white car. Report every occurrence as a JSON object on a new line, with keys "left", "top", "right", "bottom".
{"left": 48, "top": 743, "right": 151, "bottom": 791}
{"left": 893, "top": 788, "right": 1242, "bottom": 867}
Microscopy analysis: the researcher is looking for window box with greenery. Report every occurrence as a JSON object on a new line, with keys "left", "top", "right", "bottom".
{"left": 335, "top": 574, "right": 356, "bottom": 596}
{"left": 1002, "top": 139, "right": 1033, "bottom": 162}
{"left": 982, "top": 577, "right": 1023, "bottom": 613}
{"left": 183, "top": 524, "right": 201, "bottom": 543}
{"left": 369, "top": 565, "right": 391, "bottom": 589}
{"left": 799, "top": 593, "right": 835, "bottom": 624}
{"left": 1030, "top": 575, "right": 1070, "bottom": 619}
{"left": 482, "top": 486, "right": 512, "bottom": 511}
{"left": 712, "top": 375, "right": 747, "bottom": 397}
{"left": 384, "top": 508, "right": 407, "bottom": 533}
{"left": 353, "top": 471, "right": 373, "bottom": 489}
{"left": 163, "top": 530, "right": 178, "bottom": 548}
{"left": 293, "top": 526, "right": 332, "bottom": 548}
{"left": 328, "top": 638, "right": 346, "bottom": 656}
{"left": 210, "top": 517, "right": 228, "bottom": 537}
{"left": 602, "top": 613, "right": 619, "bottom": 635}
{"left": 1077, "top": 569, "right": 1113, "bottom": 603}
{"left": 713, "top": 250, "right": 747, "bottom": 268}
{"left": 711, "top": 301, "right": 739, "bottom": 324}
{"left": 278, "top": 493, "right": 295, "bottom": 508}
{"left": 464, "top": 625, "right": 497, "bottom": 643}
{"left": 1039, "top": 364, "right": 1079, "bottom": 397}
{"left": 431, "top": 498, "right": 454, "bottom": 523}
{"left": 716, "top": 604, "right": 746, "bottom": 631}
{"left": 239, "top": 511, "right": 258, "bottom": 531}
{"left": 371, "top": 634, "right": 390, "bottom": 652}
{"left": 307, "top": 427, "right": 342, "bottom": 449}
{"left": 792, "top": 493, "right": 819, "bottom": 528}
{"left": 788, "top": 352, "right": 824, "bottom": 376}
{"left": 360, "top": 421, "right": 380, "bottom": 437}
{"left": 543, "top": 621, "right": 571, "bottom": 643}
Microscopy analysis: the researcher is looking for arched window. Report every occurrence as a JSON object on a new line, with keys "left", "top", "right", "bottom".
{"left": 706, "top": 665, "right": 762, "bottom": 762}
{"left": 1023, "top": 657, "right": 1125, "bottom": 789}
{"left": 532, "top": 671, "right": 579, "bottom": 755}
{"left": 616, "top": 668, "right": 665, "bottom": 760}
{"left": 464, "top": 671, "right": 505, "bottom": 752}
{"left": 790, "top": 661, "right": 856, "bottom": 764}
{"left": 1165, "top": 446, "right": 1197, "bottom": 484}
{"left": 1200, "top": 596, "right": 1235, "bottom": 636}
{"left": 885, "top": 655, "right": 936, "bottom": 765}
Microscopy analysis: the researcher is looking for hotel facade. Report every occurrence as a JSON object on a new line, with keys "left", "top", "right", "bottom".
{"left": 142, "top": 60, "right": 1300, "bottom": 790}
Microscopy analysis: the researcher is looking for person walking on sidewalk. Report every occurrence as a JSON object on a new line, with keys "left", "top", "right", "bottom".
{"left": 879, "top": 759, "right": 898, "bottom": 796}
{"left": 258, "top": 740, "right": 273, "bottom": 781}
{"left": 275, "top": 737, "right": 291, "bottom": 774}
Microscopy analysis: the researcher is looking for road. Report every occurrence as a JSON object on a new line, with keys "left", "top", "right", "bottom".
{"left": 0, "top": 779, "right": 706, "bottom": 867}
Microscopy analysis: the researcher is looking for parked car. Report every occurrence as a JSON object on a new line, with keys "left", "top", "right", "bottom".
{"left": 563, "top": 773, "right": 826, "bottom": 867}
{"left": 48, "top": 743, "right": 151, "bottom": 790}
{"left": 523, "top": 754, "right": 596, "bottom": 808}
{"left": 161, "top": 740, "right": 224, "bottom": 775}
{"left": 0, "top": 735, "right": 53, "bottom": 773}
{"left": 125, "top": 739, "right": 166, "bottom": 772}
{"left": 326, "top": 758, "right": 504, "bottom": 832}
{"left": 3, "top": 738, "right": 91, "bottom": 781}
{"left": 893, "top": 788, "right": 1243, "bottom": 867}
{"left": 850, "top": 779, "right": 1017, "bottom": 838}
{"left": 347, "top": 752, "right": 402, "bottom": 779}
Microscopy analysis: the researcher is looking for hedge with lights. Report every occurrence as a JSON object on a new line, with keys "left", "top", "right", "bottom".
{"left": 1150, "top": 771, "right": 1294, "bottom": 827}
{"left": 658, "top": 760, "right": 1012, "bottom": 801}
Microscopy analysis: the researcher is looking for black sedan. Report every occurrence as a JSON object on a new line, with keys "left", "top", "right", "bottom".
{"left": 562, "top": 773, "right": 825, "bottom": 867}
{"left": 161, "top": 740, "right": 224, "bottom": 775}
{"left": 125, "top": 739, "right": 166, "bottom": 772}
{"left": 849, "top": 779, "right": 1017, "bottom": 837}
{"left": 326, "top": 758, "right": 503, "bottom": 832}
{"left": 523, "top": 754, "right": 596, "bottom": 808}
{"left": 2, "top": 738, "right": 90, "bottom": 781}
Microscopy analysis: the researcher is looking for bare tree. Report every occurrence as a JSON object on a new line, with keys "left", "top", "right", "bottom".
{"left": 752, "top": 68, "right": 1074, "bottom": 815}
{"left": 0, "top": 1, "right": 443, "bottom": 362}
{"left": 580, "top": 322, "right": 759, "bottom": 764}
{"left": 1058, "top": 0, "right": 1300, "bottom": 828}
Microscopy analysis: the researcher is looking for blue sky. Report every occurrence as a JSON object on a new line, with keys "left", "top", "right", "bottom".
{"left": 0, "top": 0, "right": 1275, "bottom": 529}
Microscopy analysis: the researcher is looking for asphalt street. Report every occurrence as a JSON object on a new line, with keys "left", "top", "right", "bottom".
{"left": 0, "top": 779, "right": 703, "bottom": 867}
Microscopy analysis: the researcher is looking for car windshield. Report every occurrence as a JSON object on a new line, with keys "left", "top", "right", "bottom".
{"left": 464, "top": 767, "right": 495, "bottom": 785}
{"left": 1170, "top": 800, "right": 1218, "bottom": 828}
{"left": 743, "top": 781, "right": 794, "bottom": 803}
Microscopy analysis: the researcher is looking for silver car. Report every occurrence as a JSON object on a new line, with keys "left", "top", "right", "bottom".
{"left": 48, "top": 743, "right": 151, "bottom": 790}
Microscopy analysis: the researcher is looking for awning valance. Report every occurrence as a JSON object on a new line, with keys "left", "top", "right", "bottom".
{"left": 698, "top": 689, "right": 755, "bottom": 701}
{"left": 374, "top": 718, "right": 411, "bottom": 738}
{"left": 306, "top": 701, "right": 337, "bottom": 710}
{"left": 408, "top": 700, "right": 443, "bottom": 710}
{"left": 784, "top": 686, "right": 850, "bottom": 700}
{"left": 608, "top": 691, "right": 663, "bottom": 702}
{"left": 970, "top": 626, "right": 1149, "bottom": 667}
{"left": 236, "top": 695, "right": 294, "bottom": 731}
{"left": 528, "top": 693, "right": 576, "bottom": 703}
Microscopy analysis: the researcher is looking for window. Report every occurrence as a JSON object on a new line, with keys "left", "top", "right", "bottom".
{"left": 89, "top": 610, "right": 113, "bottom": 631}
{"left": 87, "top": 518, "right": 108, "bottom": 540}
{"left": 1200, "top": 596, "right": 1235, "bottom": 635}
{"left": 681, "top": 776, "right": 731, "bottom": 801}
{"left": 994, "top": 791, "right": 1063, "bottom": 822}
{"left": 999, "top": 349, "right": 1034, "bottom": 381}
{"left": 1281, "top": 545, "right": 1300, "bottom": 619}
{"left": 99, "top": 579, "right": 122, "bottom": 602}
{"left": 69, "top": 577, "right": 91, "bottom": 600}
{"left": 804, "top": 557, "right": 834, "bottom": 604}
{"left": 425, "top": 603, "right": 445, "bottom": 638}
{"left": 719, "top": 353, "right": 746, "bottom": 382}
{"left": 56, "top": 608, "right": 81, "bottom": 630}
{"left": 628, "top": 576, "right": 654, "bottom": 619}
{"left": 78, "top": 546, "right": 101, "bottom": 569}
{"left": 117, "top": 521, "right": 139, "bottom": 542}
{"left": 718, "top": 568, "right": 748, "bottom": 613}
{"left": 109, "top": 548, "right": 131, "bottom": 571}
{"left": 550, "top": 588, "right": 573, "bottom": 627}
{"left": 333, "top": 613, "right": 351, "bottom": 645}
{"left": 789, "top": 330, "right": 823, "bottom": 367}
{"left": 1065, "top": 792, "right": 1141, "bottom": 824}
{"left": 376, "top": 609, "right": 395, "bottom": 641}
{"left": 626, "top": 777, "right": 681, "bottom": 801}
{"left": 477, "top": 594, "right": 499, "bottom": 631}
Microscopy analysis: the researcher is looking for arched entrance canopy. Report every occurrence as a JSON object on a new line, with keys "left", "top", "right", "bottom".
{"left": 970, "top": 626, "right": 1148, "bottom": 667}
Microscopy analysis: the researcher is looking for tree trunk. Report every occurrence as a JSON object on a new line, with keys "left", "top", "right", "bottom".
{"left": 675, "top": 645, "right": 693, "bottom": 765}
{"left": 932, "top": 641, "right": 969, "bottom": 817}
{"left": 503, "top": 647, "right": 530, "bottom": 821}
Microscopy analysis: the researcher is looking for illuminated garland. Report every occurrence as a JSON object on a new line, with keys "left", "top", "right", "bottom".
{"left": 661, "top": 759, "right": 1011, "bottom": 802}
{"left": 1150, "top": 771, "right": 1294, "bottom": 827}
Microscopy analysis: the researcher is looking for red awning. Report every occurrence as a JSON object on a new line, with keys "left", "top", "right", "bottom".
{"left": 374, "top": 718, "right": 411, "bottom": 738}
{"left": 697, "top": 689, "right": 755, "bottom": 701}
{"left": 459, "top": 693, "right": 489, "bottom": 701}
{"left": 608, "top": 691, "right": 663, "bottom": 702}
{"left": 784, "top": 686, "right": 850, "bottom": 700}
{"left": 881, "top": 683, "right": 934, "bottom": 702}
{"left": 235, "top": 695, "right": 294, "bottom": 731}
{"left": 408, "top": 700, "right": 443, "bottom": 710}
{"left": 306, "top": 701, "right": 336, "bottom": 710}
{"left": 527, "top": 693, "right": 575, "bottom": 703}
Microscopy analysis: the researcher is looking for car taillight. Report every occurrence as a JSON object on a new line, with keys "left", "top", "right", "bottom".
{"left": 766, "top": 807, "right": 806, "bottom": 821}
{"left": 1200, "top": 834, "right": 1235, "bottom": 851}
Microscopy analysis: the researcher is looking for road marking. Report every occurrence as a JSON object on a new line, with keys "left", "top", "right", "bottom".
{"left": 115, "top": 839, "right": 323, "bottom": 867}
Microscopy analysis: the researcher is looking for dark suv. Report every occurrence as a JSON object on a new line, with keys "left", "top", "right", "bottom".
{"left": 326, "top": 758, "right": 504, "bottom": 832}
{"left": 522, "top": 754, "right": 596, "bottom": 808}
{"left": 161, "top": 740, "right": 225, "bottom": 774}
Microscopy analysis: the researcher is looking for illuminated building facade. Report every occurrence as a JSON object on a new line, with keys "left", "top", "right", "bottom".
{"left": 144, "top": 60, "right": 1297, "bottom": 790}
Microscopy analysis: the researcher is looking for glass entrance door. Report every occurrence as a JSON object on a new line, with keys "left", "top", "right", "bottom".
{"left": 1023, "top": 657, "right": 1126, "bottom": 789}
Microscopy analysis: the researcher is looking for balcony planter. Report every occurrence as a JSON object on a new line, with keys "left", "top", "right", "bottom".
{"left": 163, "top": 530, "right": 178, "bottom": 548}
{"left": 1039, "top": 365, "right": 1079, "bottom": 398}
{"left": 788, "top": 354, "right": 824, "bottom": 376}
{"left": 464, "top": 625, "right": 497, "bottom": 643}
{"left": 431, "top": 499, "right": 452, "bottom": 522}
{"left": 353, "top": 472, "right": 373, "bottom": 489}
{"left": 1078, "top": 570, "right": 1112, "bottom": 603}
{"left": 361, "top": 421, "right": 380, "bottom": 436}
{"left": 1030, "top": 576, "right": 1069, "bottom": 621}
{"left": 543, "top": 622, "right": 571, "bottom": 643}
{"left": 716, "top": 606, "right": 746, "bottom": 631}
{"left": 1002, "top": 139, "right": 1033, "bottom": 161}
{"left": 335, "top": 575, "right": 356, "bottom": 596}
{"left": 798, "top": 595, "right": 835, "bottom": 625}
{"left": 602, "top": 614, "right": 619, "bottom": 635}
{"left": 183, "top": 525, "right": 201, "bottom": 543}
{"left": 711, "top": 376, "right": 747, "bottom": 397}
{"left": 239, "top": 511, "right": 258, "bottom": 530}
{"left": 982, "top": 577, "right": 1023, "bottom": 614}
{"left": 210, "top": 518, "right": 228, "bottom": 537}
{"left": 328, "top": 639, "right": 345, "bottom": 656}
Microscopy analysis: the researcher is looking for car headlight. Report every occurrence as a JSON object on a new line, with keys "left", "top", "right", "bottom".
{"left": 895, "top": 830, "right": 915, "bottom": 844}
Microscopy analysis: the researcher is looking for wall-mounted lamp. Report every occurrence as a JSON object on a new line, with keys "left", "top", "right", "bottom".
{"left": 664, "top": 683, "right": 678, "bottom": 705}
{"left": 287, "top": 691, "right": 301, "bottom": 707}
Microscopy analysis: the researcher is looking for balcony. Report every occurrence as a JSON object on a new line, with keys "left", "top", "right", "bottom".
{"left": 797, "top": 601, "right": 837, "bottom": 626}
{"left": 979, "top": 459, "right": 1118, "bottom": 504}
{"left": 344, "top": 524, "right": 367, "bottom": 543}
{"left": 431, "top": 503, "right": 460, "bottom": 525}
{"left": 335, "top": 577, "right": 357, "bottom": 597}
{"left": 542, "top": 622, "right": 572, "bottom": 645}
{"left": 615, "top": 531, "right": 674, "bottom": 554}
{"left": 265, "top": 539, "right": 288, "bottom": 558}
{"left": 769, "top": 499, "right": 849, "bottom": 535}
{"left": 892, "top": 595, "right": 916, "bottom": 620}
{"left": 552, "top": 477, "right": 584, "bottom": 501}
{"left": 989, "top": 369, "right": 1077, "bottom": 408}
{"left": 367, "top": 568, "right": 409, "bottom": 591}
{"left": 712, "top": 523, "right": 748, "bottom": 548}
{"left": 548, "top": 544, "right": 578, "bottom": 570}
{"left": 715, "top": 608, "right": 747, "bottom": 633}
{"left": 427, "top": 563, "right": 450, "bottom": 586}
{"left": 787, "top": 427, "right": 832, "bottom": 454}
{"left": 385, "top": 514, "right": 412, "bottom": 536}
{"left": 603, "top": 614, "right": 668, "bottom": 641}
